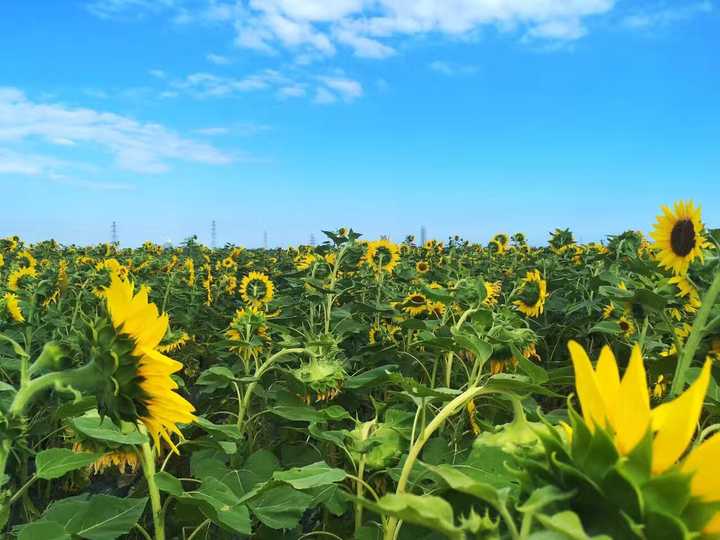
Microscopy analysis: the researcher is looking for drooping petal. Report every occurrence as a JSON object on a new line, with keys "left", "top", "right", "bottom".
{"left": 615, "top": 345, "right": 650, "bottom": 455}
{"left": 568, "top": 341, "right": 607, "bottom": 430}
{"left": 652, "top": 360, "right": 712, "bottom": 474}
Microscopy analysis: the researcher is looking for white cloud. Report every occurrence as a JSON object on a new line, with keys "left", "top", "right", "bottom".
{"left": 313, "top": 87, "right": 337, "bottom": 104}
{"left": 171, "top": 70, "right": 291, "bottom": 98}
{"left": 429, "top": 60, "right": 478, "bottom": 76}
{"left": 277, "top": 83, "right": 307, "bottom": 98}
{"left": 195, "top": 127, "right": 230, "bottom": 135}
{"left": 207, "top": 53, "right": 232, "bottom": 65}
{"left": 86, "top": 0, "right": 177, "bottom": 19}
{"left": 149, "top": 69, "right": 167, "bottom": 79}
{"left": 0, "top": 149, "right": 133, "bottom": 190}
{"left": 0, "top": 87, "right": 232, "bottom": 174}
{"left": 318, "top": 76, "right": 363, "bottom": 102}
{"left": 229, "top": 0, "right": 616, "bottom": 59}
{"left": 622, "top": 1, "right": 713, "bottom": 29}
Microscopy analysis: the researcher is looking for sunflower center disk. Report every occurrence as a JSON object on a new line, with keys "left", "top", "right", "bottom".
{"left": 670, "top": 219, "right": 696, "bottom": 256}
{"left": 518, "top": 281, "right": 541, "bottom": 306}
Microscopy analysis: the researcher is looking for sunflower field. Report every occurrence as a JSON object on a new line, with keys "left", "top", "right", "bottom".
{"left": 1, "top": 201, "right": 719, "bottom": 540}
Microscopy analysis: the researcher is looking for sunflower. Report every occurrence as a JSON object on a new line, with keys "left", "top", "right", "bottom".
{"left": 618, "top": 315, "right": 635, "bottom": 337}
{"left": 513, "top": 270, "right": 548, "bottom": 318}
{"left": 104, "top": 274, "right": 196, "bottom": 452}
{"left": 3, "top": 292, "right": 24, "bottom": 322}
{"left": 650, "top": 200, "right": 707, "bottom": 275}
{"left": 157, "top": 331, "right": 192, "bottom": 353}
{"left": 221, "top": 256, "right": 236, "bottom": 270}
{"left": 294, "top": 253, "right": 316, "bottom": 271}
{"left": 568, "top": 341, "right": 720, "bottom": 534}
{"left": 483, "top": 281, "right": 501, "bottom": 307}
{"left": 72, "top": 442, "right": 139, "bottom": 475}
{"left": 364, "top": 239, "right": 400, "bottom": 273}
{"left": 239, "top": 271, "right": 274, "bottom": 307}
{"left": 7, "top": 266, "right": 37, "bottom": 291}
{"left": 183, "top": 258, "right": 196, "bottom": 287}
{"left": 415, "top": 260, "right": 430, "bottom": 274}
{"left": 402, "top": 291, "right": 429, "bottom": 316}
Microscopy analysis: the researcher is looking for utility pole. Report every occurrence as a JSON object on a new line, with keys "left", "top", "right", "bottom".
{"left": 211, "top": 220, "right": 217, "bottom": 249}
{"left": 111, "top": 221, "right": 118, "bottom": 245}
{"left": 420, "top": 225, "right": 427, "bottom": 246}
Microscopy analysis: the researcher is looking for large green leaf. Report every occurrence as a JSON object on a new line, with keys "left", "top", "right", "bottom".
{"left": 247, "top": 484, "right": 313, "bottom": 530}
{"left": 36, "top": 449, "right": 102, "bottom": 480}
{"left": 355, "top": 493, "right": 465, "bottom": 540}
{"left": 273, "top": 461, "right": 347, "bottom": 489}
{"left": 17, "top": 521, "right": 71, "bottom": 540}
{"left": 65, "top": 496, "right": 147, "bottom": 540}
{"left": 70, "top": 415, "right": 147, "bottom": 445}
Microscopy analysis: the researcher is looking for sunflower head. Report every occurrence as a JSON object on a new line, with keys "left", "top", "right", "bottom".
{"left": 402, "top": 291, "right": 429, "bottom": 316}
{"left": 93, "top": 274, "right": 196, "bottom": 452}
{"left": 239, "top": 271, "right": 274, "bottom": 307}
{"left": 547, "top": 341, "right": 720, "bottom": 537}
{"left": 650, "top": 200, "right": 707, "bottom": 275}
{"left": 513, "top": 270, "right": 548, "bottom": 318}
{"left": 292, "top": 357, "right": 346, "bottom": 403}
{"left": 364, "top": 239, "right": 400, "bottom": 273}
{"left": 415, "top": 260, "right": 430, "bottom": 274}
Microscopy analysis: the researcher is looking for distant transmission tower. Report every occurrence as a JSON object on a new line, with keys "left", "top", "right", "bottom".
{"left": 420, "top": 225, "right": 427, "bottom": 246}
{"left": 310, "top": 233, "right": 316, "bottom": 246}
{"left": 111, "top": 221, "right": 118, "bottom": 245}
{"left": 211, "top": 220, "right": 217, "bottom": 248}
{"left": 263, "top": 230, "right": 268, "bottom": 249}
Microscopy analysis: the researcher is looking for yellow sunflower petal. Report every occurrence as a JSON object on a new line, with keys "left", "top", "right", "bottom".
{"left": 682, "top": 432, "right": 720, "bottom": 502}
{"left": 652, "top": 360, "right": 711, "bottom": 474}
{"left": 568, "top": 341, "right": 606, "bottom": 429}
{"left": 615, "top": 345, "right": 650, "bottom": 455}
{"left": 595, "top": 346, "right": 621, "bottom": 429}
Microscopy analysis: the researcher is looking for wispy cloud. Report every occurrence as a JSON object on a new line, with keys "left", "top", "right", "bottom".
{"left": 0, "top": 87, "right": 233, "bottom": 174}
{"left": 206, "top": 53, "right": 232, "bottom": 65}
{"left": 317, "top": 76, "right": 363, "bottom": 102}
{"left": 429, "top": 60, "right": 479, "bottom": 77}
{"left": 0, "top": 148, "right": 134, "bottom": 190}
{"left": 622, "top": 1, "right": 713, "bottom": 29}
{"left": 87, "top": 0, "right": 617, "bottom": 58}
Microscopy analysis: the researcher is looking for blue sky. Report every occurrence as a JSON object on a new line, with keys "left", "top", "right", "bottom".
{"left": 1, "top": 0, "right": 718, "bottom": 247}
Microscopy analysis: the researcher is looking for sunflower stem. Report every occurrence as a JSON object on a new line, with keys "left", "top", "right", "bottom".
{"left": 236, "top": 348, "right": 308, "bottom": 437}
{"left": 384, "top": 385, "right": 491, "bottom": 540}
{"left": 140, "top": 442, "right": 165, "bottom": 540}
{"left": 670, "top": 267, "right": 720, "bottom": 397}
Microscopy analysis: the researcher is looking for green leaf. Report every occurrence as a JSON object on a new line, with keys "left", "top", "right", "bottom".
{"left": 426, "top": 463, "right": 506, "bottom": 509}
{"left": 70, "top": 414, "right": 147, "bottom": 445}
{"left": 187, "top": 478, "right": 251, "bottom": 535}
{"left": 247, "top": 485, "right": 314, "bottom": 529}
{"left": 154, "top": 472, "right": 185, "bottom": 497}
{"left": 36, "top": 449, "right": 102, "bottom": 480}
{"left": 17, "top": 521, "right": 71, "bottom": 540}
{"left": 589, "top": 321, "right": 621, "bottom": 335}
{"left": 354, "top": 493, "right": 464, "bottom": 540}
{"left": 241, "top": 450, "right": 280, "bottom": 491}
{"left": 345, "top": 365, "right": 398, "bottom": 389}
{"left": 65, "top": 496, "right": 147, "bottom": 540}
{"left": 536, "top": 511, "right": 612, "bottom": 540}
{"left": 632, "top": 289, "right": 667, "bottom": 312}
{"left": 517, "top": 486, "right": 575, "bottom": 514}
{"left": 273, "top": 461, "right": 347, "bottom": 490}
{"left": 194, "top": 416, "right": 243, "bottom": 440}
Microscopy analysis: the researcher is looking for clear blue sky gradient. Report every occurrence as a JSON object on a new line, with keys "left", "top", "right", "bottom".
{"left": 1, "top": 1, "right": 718, "bottom": 247}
